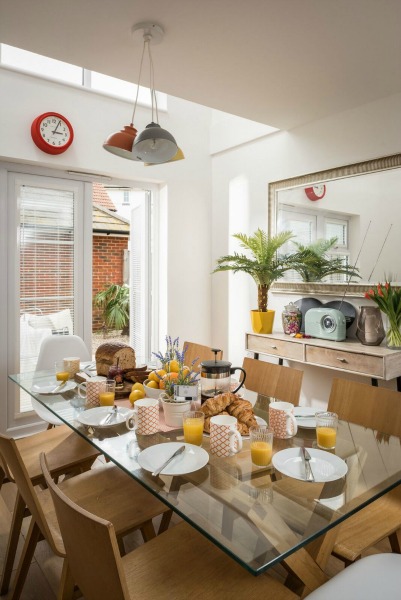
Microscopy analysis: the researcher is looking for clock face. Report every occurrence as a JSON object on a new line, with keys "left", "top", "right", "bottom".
{"left": 305, "top": 184, "right": 326, "bottom": 201}
{"left": 31, "top": 112, "right": 74, "bottom": 155}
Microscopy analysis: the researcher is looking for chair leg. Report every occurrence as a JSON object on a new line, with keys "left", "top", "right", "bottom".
{"left": 0, "top": 492, "right": 26, "bottom": 594}
{"left": 158, "top": 509, "right": 173, "bottom": 534}
{"left": 389, "top": 530, "right": 401, "bottom": 553}
{"left": 10, "top": 519, "right": 41, "bottom": 600}
{"left": 57, "top": 559, "right": 75, "bottom": 600}
{"left": 140, "top": 520, "right": 156, "bottom": 542}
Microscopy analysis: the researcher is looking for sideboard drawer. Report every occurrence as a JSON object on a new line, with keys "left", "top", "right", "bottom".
{"left": 246, "top": 334, "right": 304, "bottom": 361}
{"left": 305, "top": 345, "right": 384, "bottom": 377}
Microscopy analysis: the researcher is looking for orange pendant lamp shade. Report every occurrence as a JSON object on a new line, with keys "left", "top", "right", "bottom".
{"left": 103, "top": 124, "right": 140, "bottom": 160}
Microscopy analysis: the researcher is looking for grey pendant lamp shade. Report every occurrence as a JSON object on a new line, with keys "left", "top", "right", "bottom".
{"left": 132, "top": 122, "right": 178, "bottom": 163}
{"left": 103, "top": 22, "right": 182, "bottom": 165}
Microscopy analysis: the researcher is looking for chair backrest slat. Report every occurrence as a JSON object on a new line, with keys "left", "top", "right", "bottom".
{"left": 183, "top": 342, "right": 223, "bottom": 372}
{"left": 242, "top": 357, "right": 303, "bottom": 406}
{"left": 328, "top": 378, "right": 401, "bottom": 437}
{"left": 40, "top": 453, "right": 129, "bottom": 600}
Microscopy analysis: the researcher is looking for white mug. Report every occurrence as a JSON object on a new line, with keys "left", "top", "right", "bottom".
{"left": 126, "top": 398, "right": 159, "bottom": 435}
{"left": 269, "top": 401, "right": 298, "bottom": 439}
{"left": 78, "top": 377, "right": 106, "bottom": 408}
{"left": 210, "top": 415, "right": 243, "bottom": 457}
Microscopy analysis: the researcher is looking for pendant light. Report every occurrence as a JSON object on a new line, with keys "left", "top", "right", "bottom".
{"left": 132, "top": 24, "right": 179, "bottom": 164}
{"left": 103, "top": 22, "right": 181, "bottom": 165}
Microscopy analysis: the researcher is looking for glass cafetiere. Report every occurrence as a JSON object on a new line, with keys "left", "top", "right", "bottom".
{"left": 200, "top": 349, "right": 246, "bottom": 403}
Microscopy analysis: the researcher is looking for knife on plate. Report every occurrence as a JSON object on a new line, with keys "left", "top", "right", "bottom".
{"left": 51, "top": 381, "right": 67, "bottom": 394}
{"left": 152, "top": 445, "right": 185, "bottom": 477}
{"left": 301, "top": 447, "right": 315, "bottom": 482}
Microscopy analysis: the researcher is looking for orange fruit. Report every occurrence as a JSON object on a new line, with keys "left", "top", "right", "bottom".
{"left": 146, "top": 380, "right": 159, "bottom": 389}
{"left": 159, "top": 372, "right": 179, "bottom": 389}
{"left": 166, "top": 360, "right": 179, "bottom": 373}
{"left": 129, "top": 389, "right": 145, "bottom": 404}
{"left": 182, "top": 366, "right": 190, "bottom": 378}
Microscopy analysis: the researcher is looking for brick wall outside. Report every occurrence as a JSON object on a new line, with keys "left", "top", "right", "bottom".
{"left": 92, "top": 236, "right": 129, "bottom": 331}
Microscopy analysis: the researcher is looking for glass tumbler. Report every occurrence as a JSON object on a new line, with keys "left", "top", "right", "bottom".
{"left": 316, "top": 411, "right": 338, "bottom": 449}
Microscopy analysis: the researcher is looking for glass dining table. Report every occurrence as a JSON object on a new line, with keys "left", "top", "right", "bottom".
{"left": 9, "top": 369, "right": 401, "bottom": 591}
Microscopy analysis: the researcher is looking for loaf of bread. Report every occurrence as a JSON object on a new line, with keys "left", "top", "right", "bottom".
{"left": 200, "top": 392, "right": 234, "bottom": 417}
{"left": 95, "top": 342, "right": 136, "bottom": 376}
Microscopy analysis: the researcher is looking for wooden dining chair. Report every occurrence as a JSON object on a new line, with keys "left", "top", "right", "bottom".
{"left": 242, "top": 357, "right": 304, "bottom": 405}
{"left": 0, "top": 425, "right": 99, "bottom": 595}
{"left": 40, "top": 452, "right": 298, "bottom": 600}
{"left": 183, "top": 341, "right": 223, "bottom": 372}
{"left": 327, "top": 378, "right": 401, "bottom": 565}
{"left": 0, "top": 435, "right": 172, "bottom": 600}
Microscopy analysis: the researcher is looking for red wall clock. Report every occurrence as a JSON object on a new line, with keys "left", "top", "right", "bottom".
{"left": 304, "top": 184, "right": 326, "bottom": 201}
{"left": 31, "top": 112, "right": 74, "bottom": 155}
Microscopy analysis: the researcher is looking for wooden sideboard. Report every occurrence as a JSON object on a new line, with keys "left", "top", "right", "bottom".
{"left": 245, "top": 332, "right": 401, "bottom": 390}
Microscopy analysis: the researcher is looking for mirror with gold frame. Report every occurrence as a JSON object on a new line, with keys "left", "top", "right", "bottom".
{"left": 269, "top": 153, "right": 401, "bottom": 297}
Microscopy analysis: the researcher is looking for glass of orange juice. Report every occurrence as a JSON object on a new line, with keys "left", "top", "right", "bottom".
{"left": 99, "top": 379, "right": 116, "bottom": 406}
{"left": 55, "top": 361, "right": 70, "bottom": 382}
{"left": 183, "top": 411, "right": 205, "bottom": 446}
{"left": 249, "top": 425, "right": 273, "bottom": 468}
{"left": 316, "top": 411, "right": 338, "bottom": 449}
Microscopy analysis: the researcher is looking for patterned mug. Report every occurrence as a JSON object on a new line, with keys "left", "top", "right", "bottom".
{"left": 269, "top": 401, "right": 298, "bottom": 439}
{"left": 126, "top": 398, "right": 159, "bottom": 435}
{"left": 210, "top": 415, "right": 243, "bottom": 457}
{"left": 78, "top": 377, "right": 107, "bottom": 409}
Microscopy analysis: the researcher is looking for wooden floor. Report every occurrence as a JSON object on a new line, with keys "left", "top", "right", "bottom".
{"left": 0, "top": 468, "right": 393, "bottom": 599}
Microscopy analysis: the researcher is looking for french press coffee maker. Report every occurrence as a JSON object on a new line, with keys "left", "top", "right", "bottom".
{"left": 200, "top": 349, "right": 246, "bottom": 403}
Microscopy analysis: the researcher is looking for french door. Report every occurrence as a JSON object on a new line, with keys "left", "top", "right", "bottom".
{"left": 3, "top": 171, "right": 91, "bottom": 435}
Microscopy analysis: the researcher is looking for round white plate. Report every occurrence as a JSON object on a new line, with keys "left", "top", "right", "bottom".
{"left": 77, "top": 406, "right": 131, "bottom": 428}
{"left": 203, "top": 415, "right": 267, "bottom": 438}
{"left": 272, "top": 447, "right": 348, "bottom": 482}
{"left": 294, "top": 406, "right": 317, "bottom": 429}
{"left": 32, "top": 380, "right": 77, "bottom": 395}
{"left": 138, "top": 442, "right": 209, "bottom": 476}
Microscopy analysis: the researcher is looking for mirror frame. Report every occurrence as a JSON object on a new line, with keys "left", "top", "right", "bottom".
{"left": 269, "top": 152, "right": 401, "bottom": 297}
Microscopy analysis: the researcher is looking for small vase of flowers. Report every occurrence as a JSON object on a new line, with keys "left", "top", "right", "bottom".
{"left": 365, "top": 282, "right": 401, "bottom": 348}
{"left": 153, "top": 337, "right": 200, "bottom": 427}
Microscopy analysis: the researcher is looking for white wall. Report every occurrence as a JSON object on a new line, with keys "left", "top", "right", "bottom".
{"left": 0, "top": 67, "right": 213, "bottom": 346}
{"left": 211, "top": 92, "right": 401, "bottom": 405}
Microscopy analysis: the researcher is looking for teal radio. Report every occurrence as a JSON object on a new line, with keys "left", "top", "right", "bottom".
{"left": 304, "top": 308, "right": 346, "bottom": 342}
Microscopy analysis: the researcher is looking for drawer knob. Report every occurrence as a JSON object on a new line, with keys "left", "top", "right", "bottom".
{"left": 337, "top": 357, "right": 348, "bottom": 363}
{"left": 270, "top": 345, "right": 278, "bottom": 350}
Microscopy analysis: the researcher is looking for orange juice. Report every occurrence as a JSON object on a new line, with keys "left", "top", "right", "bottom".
{"left": 316, "top": 426, "right": 337, "bottom": 449}
{"left": 56, "top": 371, "right": 70, "bottom": 382}
{"left": 99, "top": 392, "right": 115, "bottom": 406}
{"left": 183, "top": 418, "right": 204, "bottom": 446}
{"left": 251, "top": 441, "right": 272, "bottom": 467}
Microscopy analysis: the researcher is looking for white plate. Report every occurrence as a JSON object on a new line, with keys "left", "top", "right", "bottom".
{"left": 272, "top": 447, "right": 348, "bottom": 482}
{"left": 294, "top": 406, "right": 317, "bottom": 429}
{"left": 203, "top": 415, "right": 267, "bottom": 438}
{"left": 77, "top": 406, "right": 131, "bottom": 428}
{"left": 138, "top": 442, "right": 209, "bottom": 476}
{"left": 32, "top": 380, "right": 77, "bottom": 395}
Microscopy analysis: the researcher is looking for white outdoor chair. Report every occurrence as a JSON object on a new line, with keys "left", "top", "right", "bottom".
{"left": 306, "top": 554, "right": 401, "bottom": 599}
{"left": 33, "top": 334, "right": 91, "bottom": 427}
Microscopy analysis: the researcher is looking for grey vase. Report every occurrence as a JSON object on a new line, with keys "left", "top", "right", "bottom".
{"left": 356, "top": 306, "right": 385, "bottom": 346}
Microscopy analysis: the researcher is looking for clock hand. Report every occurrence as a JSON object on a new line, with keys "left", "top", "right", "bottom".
{"left": 52, "top": 120, "right": 61, "bottom": 135}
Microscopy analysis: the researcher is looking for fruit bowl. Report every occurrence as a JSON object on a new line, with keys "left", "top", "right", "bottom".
{"left": 143, "top": 380, "right": 162, "bottom": 400}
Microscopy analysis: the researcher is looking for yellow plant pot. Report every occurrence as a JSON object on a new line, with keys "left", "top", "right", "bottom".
{"left": 250, "top": 310, "right": 275, "bottom": 334}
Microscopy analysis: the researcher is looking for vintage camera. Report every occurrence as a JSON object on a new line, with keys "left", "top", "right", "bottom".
{"left": 304, "top": 308, "right": 346, "bottom": 341}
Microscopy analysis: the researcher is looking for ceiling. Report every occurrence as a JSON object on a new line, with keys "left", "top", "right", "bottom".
{"left": 1, "top": 0, "right": 400, "bottom": 130}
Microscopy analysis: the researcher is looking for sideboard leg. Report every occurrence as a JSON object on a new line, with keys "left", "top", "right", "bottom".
{"left": 278, "top": 358, "right": 283, "bottom": 366}
{"left": 397, "top": 377, "right": 401, "bottom": 392}
{"left": 253, "top": 352, "right": 259, "bottom": 360}
{"left": 371, "top": 378, "right": 378, "bottom": 387}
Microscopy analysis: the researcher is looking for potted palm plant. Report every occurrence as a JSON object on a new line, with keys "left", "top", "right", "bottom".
{"left": 93, "top": 283, "right": 130, "bottom": 334}
{"left": 290, "top": 237, "right": 360, "bottom": 283}
{"left": 213, "top": 229, "right": 299, "bottom": 334}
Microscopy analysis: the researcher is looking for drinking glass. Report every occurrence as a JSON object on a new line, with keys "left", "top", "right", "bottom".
{"left": 249, "top": 425, "right": 273, "bottom": 467}
{"left": 316, "top": 411, "right": 338, "bottom": 449}
{"left": 55, "top": 360, "right": 70, "bottom": 382}
{"left": 183, "top": 411, "right": 205, "bottom": 446}
{"left": 99, "top": 379, "right": 116, "bottom": 406}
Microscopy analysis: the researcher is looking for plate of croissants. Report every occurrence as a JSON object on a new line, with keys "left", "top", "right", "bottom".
{"left": 200, "top": 392, "right": 266, "bottom": 438}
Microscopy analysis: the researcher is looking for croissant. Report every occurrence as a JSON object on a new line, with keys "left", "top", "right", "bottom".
{"left": 227, "top": 399, "right": 257, "bottom": 429}
{"left": 200, "top": 392, "right": 234, "bottom": 417}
